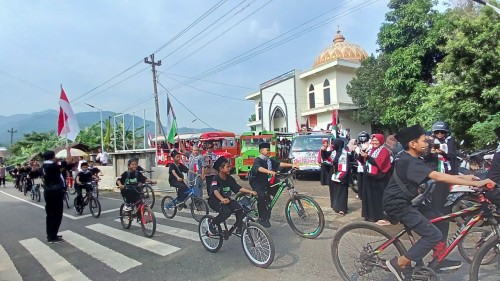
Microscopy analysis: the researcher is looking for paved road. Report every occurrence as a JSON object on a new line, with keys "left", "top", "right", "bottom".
{"left": 0, "top": 178, "right": 476, "bottom": 281}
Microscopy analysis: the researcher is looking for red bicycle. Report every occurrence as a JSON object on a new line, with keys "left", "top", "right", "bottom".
{"left": 331, "top": 182, "right": 499, "bottom": 281}
{"left": 119, "top": 186, "right": 156, "bottom": 238}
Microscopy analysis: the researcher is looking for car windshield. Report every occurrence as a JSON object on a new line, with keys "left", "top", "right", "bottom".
{"left": 292, "top": 136, "right": 327, "bottom": 152}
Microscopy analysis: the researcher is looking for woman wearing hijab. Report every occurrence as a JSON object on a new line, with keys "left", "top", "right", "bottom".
{"left": 329, "top": 138, "right": 350, "bottom": 215}
{"left": 360, "top": 134, "right": 392, "bottom": 225}
{"left": 318, "top": 139, "right": 333, "bottom": 186}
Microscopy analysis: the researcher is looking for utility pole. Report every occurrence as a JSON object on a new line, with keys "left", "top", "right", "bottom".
{"left": 7, "top": 128, "right": 17, "bottom": 145}
{"left": 144, "top": 54, "right": 164, "bottom": 138}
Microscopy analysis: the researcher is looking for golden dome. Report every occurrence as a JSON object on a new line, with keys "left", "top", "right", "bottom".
{"left": 313, "top": 30, "right": 368, "bottom": 67}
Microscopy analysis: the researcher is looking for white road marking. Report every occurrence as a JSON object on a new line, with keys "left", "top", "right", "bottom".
{"left": 59, "top": 230, "right": 141, "bottom": 273}
{"left": 0, "top": 244, "right": 22, "bottom": 281}
{"left": 86, "top": 224, "right": 180, "bottom": 256}
{"left": 114, "top": 219, "right": 199, "bottom": 241}
{"left": 19, "top": 238, "right": 91, "bottom": 281}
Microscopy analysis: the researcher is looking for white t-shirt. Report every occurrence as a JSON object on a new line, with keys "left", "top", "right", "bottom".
{"left": 96, "top": 151, "right": 109, "bottom": 165}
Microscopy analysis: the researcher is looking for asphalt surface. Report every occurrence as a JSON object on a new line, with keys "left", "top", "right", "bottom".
{"left": 0, "top": 177, "right": 479, "bottom": 281}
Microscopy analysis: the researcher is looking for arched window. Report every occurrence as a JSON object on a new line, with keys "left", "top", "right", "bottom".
{"left": 257, "top": 101, "right": 262, "bottom": 120}
{"left": 308, "top": 84, "right": 315, "bottom": 109}
{"left": 323, "top": 79, "right": 330, "bottom": 105}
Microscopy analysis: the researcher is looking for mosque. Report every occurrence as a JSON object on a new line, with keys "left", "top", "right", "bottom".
{"left": 245, "top": 30, "right": 372, "bottom": 136}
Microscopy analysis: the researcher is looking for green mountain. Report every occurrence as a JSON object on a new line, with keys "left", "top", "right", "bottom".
{"left": 0, "top": 110, "right": 213, "bottom": 147}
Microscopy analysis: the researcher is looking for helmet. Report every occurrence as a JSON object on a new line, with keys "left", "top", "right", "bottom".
{"left": 431, "top": 121, "right": 450, "bottom": 133}
{"left": 357, "top": 131, "right": 369, "bottom": 143}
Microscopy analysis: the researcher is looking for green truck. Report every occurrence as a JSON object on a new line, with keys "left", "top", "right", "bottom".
{"left": 234, "top": 131, "right": 278, "bottom": 180}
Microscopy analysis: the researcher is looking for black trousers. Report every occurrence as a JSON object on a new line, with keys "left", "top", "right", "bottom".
{"left": 0, "top": 177, "right": 5, "bottom": 185}
{"left": 75, "top": 184, "right": 92, "bottom": 205}
{"left": 171, "top": 181, "right": 190, "bottom": 202}
{"left": 400, "top": 204, "right": 447, "bottom": 262}
{"left": 254, "top": 183, "right": 278, "bottom": 221}
{"left": 205, "top": 175, "right": 214, "bottom": 195}
{"left": 209, "top": 199, "right": 244, "bottom": 227}
{"left": 44, "top": 189, "right": 64, "bottom": 240}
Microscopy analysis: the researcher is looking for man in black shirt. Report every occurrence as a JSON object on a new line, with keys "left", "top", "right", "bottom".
{"left": 9, "top": 164, "right": 21, "bottom": 189}
{"left": 383, "top": 125, "right": 494, "bottom": 280}
{"left": 42, "top": 147, "right": 73, "bottom": 244}
{"left": 249, "top": 142, "right": 296, "bottom": 228}
{"left": 207, "top": 156, "right": 256, "bottom": 236}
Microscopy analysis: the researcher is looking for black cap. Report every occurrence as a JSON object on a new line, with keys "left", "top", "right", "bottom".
{"left": 43, "top": 151, "right": 55, "bottom": 160}
{"left": 213, "top": 156, "right": 228, "bottom": 171}
{"left": 170, "top": 150, "right": 180, "bottom": 158}
{"left": 495, "top": 126, "right": 500, "bottom": 139}
{"left": 395, "top": 124, "right": 426, "bottom": 146}
{"left": 259, "top": 142, "right": 271, "bottom": 150}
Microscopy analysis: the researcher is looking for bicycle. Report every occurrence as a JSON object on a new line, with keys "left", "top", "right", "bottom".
{"left": 20, "top": 173, "right": 28, "bottom": 194}
{"left": 30, "top": 178, "right": 42, "bottom": 202}
{"left": 198, "top": 196, "right": 275, "bottom": 268}
{"left": 140, "top": 170, "right": 156, "bottom": 208}
{"left": 73, "top": 182, "right": 101, "bottom": 218}
{"left": 63, "top": 188, "right": 71, "bottom": 209}
{"left": 331, "top": 181, "right": 499, "bottom": 281}
{"left": 119, "top": 186, "right": 156, "bottom": 237}
{"left": 235, "top": 169, "right": 325, "bottom": 239}
{"left": 161, "top": 183, "right": 209, "bottom": 222}
{"left": 66, "top": 176, "right": 77, "bottom": 195}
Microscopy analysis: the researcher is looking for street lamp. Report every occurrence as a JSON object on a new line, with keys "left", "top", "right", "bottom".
{"left": 473, "top": 0, "right": 500, "bottom": 15}
{"left": 85, "top": 103, "right": 104, "bottom": 151}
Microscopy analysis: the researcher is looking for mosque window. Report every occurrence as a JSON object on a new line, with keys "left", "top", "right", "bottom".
{"left": 323, "top": 79, "right": 330, "bottom": 105}
{"left": 257, "top": 101, "right": 262, "bottom": 120}
{"left": 308, "top": 84, "right": 315, "bottom": 109}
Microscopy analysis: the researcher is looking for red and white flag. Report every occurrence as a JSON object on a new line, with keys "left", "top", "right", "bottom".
{"left": 57, "top": 87, "right": 80, "bottom": 141}
{"left": 147, "top": 132, "right": 152, "bottom": 147}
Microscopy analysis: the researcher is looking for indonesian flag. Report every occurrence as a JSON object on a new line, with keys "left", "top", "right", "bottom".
{"left": 147, "top": 132, "right": 152, "bottom": 148}
{"left": 166, "top": 96, "right": 177, "bottom": 144}
{"left": 331, "top": 109, "right": 338, "bottom": 139}
{"left": 57, "top": 87, "right": 80, "bottom": 141}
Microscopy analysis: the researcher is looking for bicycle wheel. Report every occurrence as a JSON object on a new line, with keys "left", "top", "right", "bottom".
{"left": 73, "top": 197, "right": 84, "bottom": 215}
{"left": 89, "top": 198, "right": 101, "bottom": 218}
{"left": 285, "top": 194, "right": 325, "bottom": 239}
{"left": 241, "top": 221, "right": 275, "bottom": 268}
{"left": 143, "top": 185, "right": 155, "bottom": 208}
{"left": 469, "top": 235, "right": 500, "bottom": 281}
{"left": 94, "top": 185, "right": 99, "bottom": 198}
{"left": 23, "top": 183, "right": 27, "bottom": 196}
{"left": 198, "top": 215, "right": 223, "bottom": 253}
{"left": 161, "top": 196, "right": 177, "bottom": 219}
{"left": 235, "top": 193, "right": 258, "bottom": 220}
{"left": 140, "top": 206, "right": 156, "bottom": 238}
{"left": 458, "top": 227, "right": 495, "bottom": 264}
{"left": 63, "top": 192, "right": 70, "bottom": 208}
{"left": 332, "top": 221, "right": 407, "bottom": 281}
{"left": 35, "top": 188, "right": 41, "bottom": 202}
{"left": 191, "top": 197, "right": 209, "bottom": 222}
{"left": 119, "top": 203, "right": 132, "bottom": 229}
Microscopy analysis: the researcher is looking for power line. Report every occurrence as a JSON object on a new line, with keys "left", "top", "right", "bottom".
{"left": 157, "top": 80, "right": 216, "bottom": 130}
{"left": 163, "top": 74, "right": 246, "bottom": 101}
{"left": 0, "top": 69, "right": 53, "bottom": 94}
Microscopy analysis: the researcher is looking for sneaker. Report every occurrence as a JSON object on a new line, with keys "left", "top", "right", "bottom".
{"left": 207, "top": 222, "right": 218, "bottom": 236}
{"left": 48, "top": 237, "right": 65, "bottom": 244}
{"left": 434, "top": 259, "right": 462, "bottom": 272}
{"left": 258, "top": 219, "right": 271, "bottom": 228}
{"left": 123, "top": 204, "right": 133, "bottom": 212}
{"left": 74, "top": 205, "right": 81, "bottom": 214}
{"left": 386, "top": 257, "right": 412, "bottom": 281}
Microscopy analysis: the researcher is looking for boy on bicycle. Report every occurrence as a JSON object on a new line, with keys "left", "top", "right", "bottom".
{"left": 117, "top": 158, "right": 157, "bottom": 211}
{"left": 250, "top": 142, "right": 296, "bottom": 228}
{"left": 74, "top": 162, "right": 97, "bottom": 212}
{"left": 383, "top": 124, "right": 494, "bottom": 280}
{"left": 207, "top": 156, "right": 257, "bottom": 236}
{"left": 168, "top": 150, "right": 190, "bottom": 204}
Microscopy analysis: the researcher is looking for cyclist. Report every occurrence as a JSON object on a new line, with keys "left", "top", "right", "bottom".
{"left": 26, "top": 162, "right": 43, "bottom": 193}
{"left": 74, "top": 162, "right": 96, "bottom": 212}
{"left": 249, "top": 142, "right": 296, "bottom": 228}
{"left": 18, "top": 163, "right": 31, "bottom": 190}
{"left": 383, "top": 124, "right": 495, "bottom": 280}
{"left": 207, "top": 156, "right": 257, "bottom": 236}
{"left": 168, "top": 150, "right": 190, "bottom": 204}
{"left": 10, "top": 164, "right": 21, "bottom": 189}
{"left": 117, "top": 158, "right": 157, "bottom": 211}
{"left": 88, "top": 161, "right": 103, "bottom": 179}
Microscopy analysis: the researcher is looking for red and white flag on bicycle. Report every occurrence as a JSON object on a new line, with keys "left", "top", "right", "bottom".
{"left": 57, "top": 87, "right": 80, "bottom": 141}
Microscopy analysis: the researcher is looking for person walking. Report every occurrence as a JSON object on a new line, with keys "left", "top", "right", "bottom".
{"left": 318, "top": 139, "right": 333, "bottom": 186}
{"left": 96, "top": 147, "right": 110, "bottom": 166}
{"left": 42, "top": 146, "right": 72, "bottom": 243}
{"left": 203, "top": 143, "right": 217, "bottom": 196}
{"left": 187, "top": 146, "right": 205, "bottom": 198}
{"left": 329, "top": 138, "right": 350, "bottom": 215}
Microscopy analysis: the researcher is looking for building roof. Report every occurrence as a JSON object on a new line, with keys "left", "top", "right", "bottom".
{"left": 312, "top": 30, "right": 368, "bottom": 68}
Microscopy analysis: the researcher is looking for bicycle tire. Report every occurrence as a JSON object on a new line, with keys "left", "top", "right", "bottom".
{"left": 31, "top": 189, "right": 35, "bottom": 200}
{"left": 469, "top": 235, "right": 500, "bottom": 281}
{"left": 89, "top": 198, "right": 101, "bottom": 218}
{"left": 458, "top": 227, "right": 495, "bottom": 264}
{"left": 285, "top": 194, "right": 325, "bottom": 239}
{"left": 144, "top": 185, "right": 155, "bottom": 208}
{"left": 73, "top": 197, "right": 84, "bottom": 215}
{"left": 161, "top": 196, "right": 177, "bottom": 219}
{"left": 140, "top": 206, "right": 156, "bottom": 238}
{"left": 191, "top": 197, "right": 209, "bottom": 222}
{"left": 35, "top": 188, "right": 41, "bottom": 202}
{"left": 119, "top": 203, "right": 132, "bottom": 229}
{"left": 241, "top": 222, "right": 275, "bottom": 268}
{"left": 332, "top": 221, "right": 407, "bottom": 281}
{"left": 235, "top": 193, "right": 258, "bottom": 220}
{"left": 94, "top": 185, "right": 99, "bottom": 198}
{"left": 63, "top": 192, "right": 70, "bottom": 208}
{"left": 23, "top": 183, "right": 27, "bottom": 196}
{"left": 198, "top": 215, "right": 223, "bottom": 253}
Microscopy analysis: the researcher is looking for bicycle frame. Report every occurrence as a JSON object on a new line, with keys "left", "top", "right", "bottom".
{"left": 373, "top": 201, "right": 499, "bottom": 266}
{"left": 267, "top": 175, "right": 294, "bottom": 210}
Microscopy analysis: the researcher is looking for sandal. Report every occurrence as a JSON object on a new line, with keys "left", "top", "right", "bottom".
{"left": 338, "top": 211, "right": 345, "bottom": 216}
{"left": 375, "top": 220, "right": 391, "bottom": 226}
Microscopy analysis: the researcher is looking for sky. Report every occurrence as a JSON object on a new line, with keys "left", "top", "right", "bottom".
{"left": 0, "top": 0, "right": 389, "bottom": 134}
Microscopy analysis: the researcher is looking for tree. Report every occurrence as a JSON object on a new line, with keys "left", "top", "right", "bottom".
{"left": 7, "top": 132, "right": 65, "bottom": 165}
{"left": 248, "top": 114, "right": 256, "bottom": 131}
{"left": 76, "top": 122, "right": 102, "bottom": 150}
{"left": 423, "top": 5, "right": 500, "bottom": 147}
